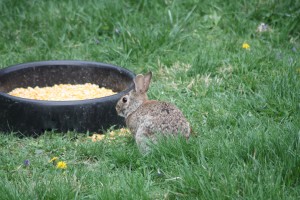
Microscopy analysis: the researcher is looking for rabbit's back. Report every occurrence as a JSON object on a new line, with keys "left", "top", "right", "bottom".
{"left": 126, "top": 100, "right": 190, "bottom": 138}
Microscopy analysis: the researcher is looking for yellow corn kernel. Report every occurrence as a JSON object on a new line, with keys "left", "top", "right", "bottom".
{"left": 8, "top": 83, "right": 116, "bottom": 101}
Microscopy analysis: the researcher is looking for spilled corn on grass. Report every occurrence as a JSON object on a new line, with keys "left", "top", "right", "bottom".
{"left": 8, "top": 83, "right": 116, "bottom": 101}
{"left": 88, "top": 128, "right": 131, "bottom": 142}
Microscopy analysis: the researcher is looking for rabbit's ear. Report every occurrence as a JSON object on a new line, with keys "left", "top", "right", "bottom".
{"left": 143, "top": 71, "right": 152, "bottom": 93}
{"left": 134, "top": 72, "right": 152, "bottom": 93}
{"left": 134, "top": 74, "right": 145, "bottom": 93}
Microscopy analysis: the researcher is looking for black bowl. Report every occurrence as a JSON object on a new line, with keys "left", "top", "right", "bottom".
{"left": 0, "top": 60, "right": 135, "bottom": 136}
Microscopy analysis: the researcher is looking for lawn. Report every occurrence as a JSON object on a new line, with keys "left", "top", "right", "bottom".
{"left": 0, "top": 0, "right": 299, "bottom": 199}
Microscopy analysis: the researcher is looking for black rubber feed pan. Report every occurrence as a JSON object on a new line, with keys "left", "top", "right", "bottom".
{"left": 0, "top": 60, "right": 135, "bottom": 136}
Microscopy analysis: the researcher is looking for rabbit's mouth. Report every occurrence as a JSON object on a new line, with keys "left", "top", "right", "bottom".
{"left": 116, "top": 106, "right": 125, "bottom": 117}
{"left": 118, "top": 110, "right": 125, "bottom": 117}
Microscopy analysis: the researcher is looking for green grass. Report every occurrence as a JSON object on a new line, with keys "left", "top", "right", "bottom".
{"left": 0, "top": 0, "right": 300, "bottom": 199}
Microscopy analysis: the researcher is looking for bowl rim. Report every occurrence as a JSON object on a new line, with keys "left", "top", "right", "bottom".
{"left": 0, "top": 60, "right": 135, "bottom": 106}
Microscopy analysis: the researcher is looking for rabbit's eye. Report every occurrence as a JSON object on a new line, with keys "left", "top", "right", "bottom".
{"left": 122, "top": 97, "right": 127, "bottom": 103}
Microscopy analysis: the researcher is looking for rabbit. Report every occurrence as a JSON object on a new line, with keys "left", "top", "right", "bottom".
{"left": 115, "top": 71, "right": 191, "bottom": 153}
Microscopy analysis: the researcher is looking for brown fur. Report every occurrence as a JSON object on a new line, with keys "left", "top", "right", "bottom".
{"left": 115, "top": 72, "right": 190, "bottom": 153}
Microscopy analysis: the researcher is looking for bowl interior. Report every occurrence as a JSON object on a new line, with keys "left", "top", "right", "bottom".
{"left": 0, "top": 61, "right": 134, "bottom": 97}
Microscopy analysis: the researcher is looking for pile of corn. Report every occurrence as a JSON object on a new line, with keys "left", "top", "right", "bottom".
{"left": 8, "top": 83, "right": 116, "bottom": 101}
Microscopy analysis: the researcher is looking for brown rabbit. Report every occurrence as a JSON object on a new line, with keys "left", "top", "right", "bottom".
{"left": 115, "top": 72, "right": 190, "bottom": 153}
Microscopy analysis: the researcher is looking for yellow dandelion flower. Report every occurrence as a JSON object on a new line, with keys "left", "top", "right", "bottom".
{"left": 49, "top": 157, "right": 59, "bottom": 163}
{"left": 242, "top": 42, "right": 250, "bottom": 49}
{"left": 56, "top": 161, "right": 67, "bottom": 169}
